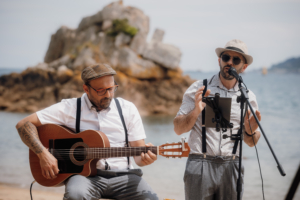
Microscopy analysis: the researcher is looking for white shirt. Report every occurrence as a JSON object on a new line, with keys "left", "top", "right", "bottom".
{"left": 177, "top": 73, "right": 259, "bottom": 157}
{"left": 36, "top": 93, "right": 146, "bottom": 170}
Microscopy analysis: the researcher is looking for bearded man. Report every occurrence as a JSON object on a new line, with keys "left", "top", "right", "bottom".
{"left": 16, "top": 63, "right": 158, "bottom": 200}
{"left": 174, "top": 39, "right": 262, "bottom": 200}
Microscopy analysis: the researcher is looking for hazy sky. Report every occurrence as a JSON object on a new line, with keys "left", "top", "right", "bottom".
{"left": 0, "top": 0, "right": 299, "bottom": 72}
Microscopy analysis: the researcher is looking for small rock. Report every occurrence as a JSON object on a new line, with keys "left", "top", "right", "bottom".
{"left": 115, "top": 32, "right": 131, "bottom": 47}
{"left": 130, "top": 32, "right": 147, "bottom": 55}
{"left": 142, "top": 42, "right": 182, "bottom": 70}
{"left": 102, "top": 20, "right": 112, "bottom": 31}
{"left": 117, "top": 47, "right": 165, "bottom": 79}
{"left": 73, "top": 47, "right": 96, "bottom": 70}
{"left": 57, "top": 65, "right": 74, "bottom": 84}
{"left": 48, "top": 55, "right": 71, "bottom": 69}
{"left": 151, "top": 28, "right": 165, "bottom": 43}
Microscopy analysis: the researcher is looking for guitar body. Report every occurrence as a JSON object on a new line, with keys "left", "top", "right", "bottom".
{"left": 29, "top": 124, "right": 191, "bottom": 187}
{"left": 29, "top": 124, "right": 110, "bottom": 187}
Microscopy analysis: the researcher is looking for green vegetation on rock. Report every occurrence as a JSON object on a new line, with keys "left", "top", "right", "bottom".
{"left": 107, "top": 19, "right": 138, "bottom": 37}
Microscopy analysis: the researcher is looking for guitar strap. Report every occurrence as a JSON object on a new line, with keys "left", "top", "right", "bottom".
{"left": 202, "top": 79, "right": 207, "bottom": 157}
{"left": 75, "top": 97, "right": 130, "bottom": 170}
{"left": 114, "top": 98, "right": 130, "bottom": 169}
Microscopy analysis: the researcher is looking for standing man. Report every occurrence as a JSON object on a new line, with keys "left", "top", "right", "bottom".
{"left": 16, "top": 63, "right": 158, "bottom": 200}
{"left": 174, "top": 39, "right": 262, "bottom": 200}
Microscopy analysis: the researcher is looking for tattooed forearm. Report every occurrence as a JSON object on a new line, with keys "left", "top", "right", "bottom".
{"left": 17, "top": 121, "right": 44, "bottom": 154}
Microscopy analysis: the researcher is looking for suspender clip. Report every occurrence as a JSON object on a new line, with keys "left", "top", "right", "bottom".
{"left": 203, "top": 153, "right": 206, "bottom": 158}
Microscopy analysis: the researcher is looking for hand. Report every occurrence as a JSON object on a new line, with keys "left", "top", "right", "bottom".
{"left": 37, "top": 148, "right": 59, "bottom": 179}
{"left": 194, "top": 86, "right": 211, "bottom": 114}
{"left": 244, "top": 110, "right": 261, "bottom": 135}
{"left": 140, "top": 143, "right": 157, "bottom": 166}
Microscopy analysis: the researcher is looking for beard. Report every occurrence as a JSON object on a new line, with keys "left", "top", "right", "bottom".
{"left": 97, "top": 97, "right": 112, "bottom": 110}
{"left": 89, "top": 93, "right": 112, "bottom": 111}
{"left": 220, "top": 64, "right": 243, "bottom": 80}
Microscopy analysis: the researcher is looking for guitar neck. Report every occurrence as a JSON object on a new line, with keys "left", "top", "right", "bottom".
{"left": 86, "top": 146, "right": 158, "bottom": 159}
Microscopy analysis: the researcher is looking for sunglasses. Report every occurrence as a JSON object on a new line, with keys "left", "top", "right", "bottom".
{"left": 87, "top": 84, "right": 118, "bottom": 96}
{"left": 221, "top": 54, "right": 242, "bottom": 65}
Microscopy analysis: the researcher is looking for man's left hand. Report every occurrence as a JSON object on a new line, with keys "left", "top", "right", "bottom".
{"left": 244, "top": 109, "right": 261, "bottom": 135}
{"left": 140, "top": 143, "right": 157, "bottom": 166}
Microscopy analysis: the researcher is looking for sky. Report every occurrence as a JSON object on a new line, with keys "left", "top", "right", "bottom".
{"left": 0, "top": 0, "right": 299, "bottom": 72}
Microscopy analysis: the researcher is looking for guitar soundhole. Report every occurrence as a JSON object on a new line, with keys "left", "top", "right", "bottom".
{"left": 53, "top": 138, "right": 84, "bottom": 174}
{"left": 73, "top": 146, "right": 85, "bottom": 162}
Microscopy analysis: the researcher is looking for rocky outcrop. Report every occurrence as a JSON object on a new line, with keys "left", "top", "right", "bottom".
{"left": 0, "top": 1, "right": 194, "bottom": 115}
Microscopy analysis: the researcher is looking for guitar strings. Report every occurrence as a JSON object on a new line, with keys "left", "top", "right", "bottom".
{"left": 49, "top": 147, "right": 158, "bottom": 159}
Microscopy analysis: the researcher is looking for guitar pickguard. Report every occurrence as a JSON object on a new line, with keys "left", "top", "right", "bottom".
{"left": 52, "top": 138, "right": 84, "bottom": 174}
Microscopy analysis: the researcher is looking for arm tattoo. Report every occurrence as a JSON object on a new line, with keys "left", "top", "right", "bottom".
{"left": 17, "top": 122, "right": 44, "bottom": 154}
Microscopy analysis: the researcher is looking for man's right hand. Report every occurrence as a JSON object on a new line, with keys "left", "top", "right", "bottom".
{"left": 37, "top": 148, "right": 59, "bottom": 179}
{"left": 194, "top": 86, "right": 211, "bottom": 114}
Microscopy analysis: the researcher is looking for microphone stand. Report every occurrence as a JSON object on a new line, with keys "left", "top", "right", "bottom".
{"left": 234, "top": 76, "right": 286, "bottom": 200}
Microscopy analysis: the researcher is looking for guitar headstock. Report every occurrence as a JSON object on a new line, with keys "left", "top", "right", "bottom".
{"left": 159, "top": 138, "right": 190, "bottom": 158}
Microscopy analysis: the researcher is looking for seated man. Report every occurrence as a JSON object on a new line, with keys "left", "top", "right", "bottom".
{"left": 16, "top": 63, "right": 158, "bottom": 200}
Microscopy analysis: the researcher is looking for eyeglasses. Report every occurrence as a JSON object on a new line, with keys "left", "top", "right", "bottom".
{"left": 221, "top": 54, "right": 242, "bottom": 65}
{"left": 87, "top": 84, "right": 118, "bottom": 96}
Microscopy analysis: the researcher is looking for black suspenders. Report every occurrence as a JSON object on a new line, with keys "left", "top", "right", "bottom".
{"left": 114, "top": 98, "right": 130, "bottom": 169}
{"left": 75, "top": 97, "right": 130, "bottom": 169}
{"left": 202, "top": 79, "right": 208, "bottom": 157}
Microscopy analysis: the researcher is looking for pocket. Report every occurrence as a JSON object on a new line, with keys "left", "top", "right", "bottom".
{"left": 183, "top": 158, "right": 203, "bottom": 183}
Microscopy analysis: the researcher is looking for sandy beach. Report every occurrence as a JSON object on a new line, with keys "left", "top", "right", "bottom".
{"left": 0, "top": 183, "right": 63, "bottom": 200}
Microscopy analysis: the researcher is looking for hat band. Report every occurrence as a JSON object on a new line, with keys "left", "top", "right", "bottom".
{"left": 225, "top": 46, "right": 244, "bottom": 54}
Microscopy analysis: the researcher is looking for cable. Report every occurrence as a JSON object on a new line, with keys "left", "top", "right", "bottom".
{"left": 30, "top": 180, "right": 36, "bottom": 200}
{"left": 246, "top": 106, "right": 265, "bottom": 200}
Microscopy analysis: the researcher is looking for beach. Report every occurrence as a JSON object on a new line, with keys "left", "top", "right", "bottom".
{"left": 0, "top": 183, "right": 63, "bottom": 200}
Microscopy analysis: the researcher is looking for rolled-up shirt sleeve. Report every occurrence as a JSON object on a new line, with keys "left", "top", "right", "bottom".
{"left": 36, "top": 99, "right": 74, "bottom": 126}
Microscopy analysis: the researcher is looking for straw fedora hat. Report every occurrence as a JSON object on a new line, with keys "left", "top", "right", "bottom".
{"left": 215, "top": 39, "right": 253, "bottom": 65}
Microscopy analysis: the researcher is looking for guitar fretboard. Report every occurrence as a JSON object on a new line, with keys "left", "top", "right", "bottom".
{"left": 86, "top": 146, "right": 158, "bottom": 159}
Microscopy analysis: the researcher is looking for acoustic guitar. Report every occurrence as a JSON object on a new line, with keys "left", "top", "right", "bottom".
{"left": 30, "top": 124, "right": 190, "bottom": 187}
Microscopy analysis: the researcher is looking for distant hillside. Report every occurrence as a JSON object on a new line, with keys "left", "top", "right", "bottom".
{"left": 269, "top": 57, "right": 300, "bottom": 74}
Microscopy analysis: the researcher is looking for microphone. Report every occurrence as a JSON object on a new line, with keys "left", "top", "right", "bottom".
{"left": 228, "top": 67, "right": 240, "bottom": 81}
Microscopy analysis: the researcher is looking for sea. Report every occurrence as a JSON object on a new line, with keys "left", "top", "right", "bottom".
{"left": 0, "top": 69, "right": 299, "bottom": 200}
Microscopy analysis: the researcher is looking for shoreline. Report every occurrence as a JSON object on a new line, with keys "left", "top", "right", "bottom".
{"left": 0, "top": 182, "right": 63, "bottom": 200}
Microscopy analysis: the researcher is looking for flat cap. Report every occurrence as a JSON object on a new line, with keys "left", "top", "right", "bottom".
{"left": 81, "top": 63, "right": 116, "bottom": 83}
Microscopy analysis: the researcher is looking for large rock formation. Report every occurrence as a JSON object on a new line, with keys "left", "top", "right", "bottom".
{"left": 0, "top": 1, "right": 194, "bottom": 116}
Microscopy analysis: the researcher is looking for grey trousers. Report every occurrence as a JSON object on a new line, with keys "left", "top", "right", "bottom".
{"left": 63, "top": 169, "right": 158, "bottom": 200}
{"left": 184, "top": 154, "right": 244, "bottom": 200}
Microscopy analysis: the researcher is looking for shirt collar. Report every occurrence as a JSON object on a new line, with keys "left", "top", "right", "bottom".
{"left": 83, "top": 93, "right": 112, "bottom": 112}
{"left": 209, "top": 73, "right": 239, "bottom": 92}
